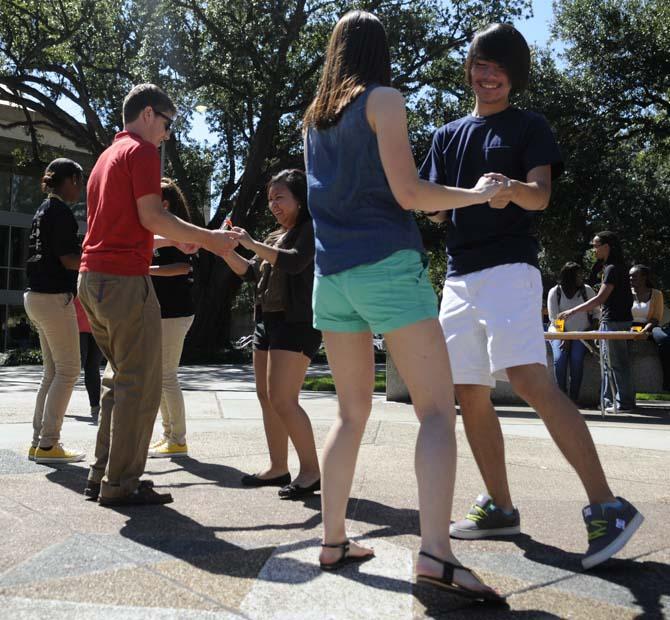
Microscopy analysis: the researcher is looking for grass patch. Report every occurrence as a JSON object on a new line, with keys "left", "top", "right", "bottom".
{"left": 303, "top": 371, "right": 386, "bottom": 393}
{"left": 636, "top": 392, "right": 670, "bottom": 401}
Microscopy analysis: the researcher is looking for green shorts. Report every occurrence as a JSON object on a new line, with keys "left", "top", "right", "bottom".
{"left": 313, "top": 250, "right": 438, "bottom": 333}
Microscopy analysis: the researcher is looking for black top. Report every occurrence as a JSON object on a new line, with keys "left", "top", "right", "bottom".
{"left": 419, "top": 107, "right": 564, "bottom": 277}
{"left": 243, "top": 219, "right": 316, "bottom": 324}
{"left": 26, "top": 196, "right": 80, "bottom": 294}
{"left": 601, "top": 263, "right": 633, "bottom": 323}
{"left": 150, "top": 246, "right": 194, "bottom": 318}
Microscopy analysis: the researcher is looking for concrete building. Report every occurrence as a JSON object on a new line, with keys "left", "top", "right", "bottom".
{"left": 0, "top": 100, "right": 94, "bottom": 351}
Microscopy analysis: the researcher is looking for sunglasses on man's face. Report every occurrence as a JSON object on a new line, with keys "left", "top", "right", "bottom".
{"left": 152, "top": 108, "right": 174, "bottom": 131}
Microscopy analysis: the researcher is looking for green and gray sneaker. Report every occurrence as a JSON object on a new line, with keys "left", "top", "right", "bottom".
{"left": 450, "top": 493, "right": 520, "bottom": 539}
{"left": 581, "top": 496, "right": 644, "bottom": 569}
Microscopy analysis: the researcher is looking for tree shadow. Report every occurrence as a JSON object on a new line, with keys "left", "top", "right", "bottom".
{"left": 40, "top": 464, "right": 664, "bottom": 617}
{"left": 144, "top": 455, "right": 249, "bottom": 489}
{"left": 512, "top": 534, "right": 669, "bottom": 619}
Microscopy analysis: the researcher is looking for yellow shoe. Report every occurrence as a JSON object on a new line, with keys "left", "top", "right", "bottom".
{"left": 28, "top": 446, "right": 36, "bottom": 461}
{"left": 149, "top": 437, "right": 168, "bottom": 450}
{"left": 34, "top": 443, "right": 86, "bottom": 464}
{"left": 148, "top": 442, "right": 188, "bottom": 458}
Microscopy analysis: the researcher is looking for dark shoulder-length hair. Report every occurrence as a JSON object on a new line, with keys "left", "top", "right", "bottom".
{"left": 595, "top": 230, "right": 626, "bottom": 267}
{"left": 303, "top": 11, "right": 391, "bottom": 130}
{"left": 266, "top": 169, "right": 310, "bottom": 249}
{"left": 161, "top": 177, "right": 192, "bottom": 223}
{"left": 559, "top": 261, "right": 581, "bottom": 292}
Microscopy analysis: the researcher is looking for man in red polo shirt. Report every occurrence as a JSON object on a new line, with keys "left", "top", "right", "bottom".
{"left": 78, "top": 84, "right": 238, "bottom": 506}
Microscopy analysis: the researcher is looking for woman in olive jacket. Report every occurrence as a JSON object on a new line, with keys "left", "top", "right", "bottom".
{"left": 221, "top": 169, "right": 322, "bottom": 500}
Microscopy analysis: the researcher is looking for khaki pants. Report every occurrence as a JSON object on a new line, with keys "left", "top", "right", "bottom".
{"left": 159, "top": 315, "right": 194, "bottom": 445}
{"left": 78, "top": 272, "right": 162, "bottom": 499}
{"left": 24, "top": 291, "right": 80, "bottom": 448}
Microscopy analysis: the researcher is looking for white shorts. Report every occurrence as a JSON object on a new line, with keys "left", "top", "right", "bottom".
{"left": 439, "top": 263, "right": 546, "bottom": 387}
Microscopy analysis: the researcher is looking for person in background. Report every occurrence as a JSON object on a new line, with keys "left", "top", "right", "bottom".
{"left": 559, "top": 231, "right": 635, "bottom": 413}
{"left": 629, "top": 264, "right": 669, "bottom": 391}
{"left": 74, "top": 297, "right": 103, "bottom": 424}
{"left": 148, "top": 178, "right": 196, "bottom": 459}
{"left": 547, "top": 262, "right": 597, "bottom": 401}
{"left": 222, "top": 169, "right": 322, "bottom": 500}
{"left": 24, "top": 158, "right": 85, "bottom": 464}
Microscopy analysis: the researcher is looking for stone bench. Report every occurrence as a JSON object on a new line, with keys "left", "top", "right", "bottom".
{"left": 386, "top": 339, "right": 664, "bottom": 407}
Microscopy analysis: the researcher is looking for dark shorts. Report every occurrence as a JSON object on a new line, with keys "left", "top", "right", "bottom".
{"left": 253, "top": 311, "right": 322, "bottom": 360}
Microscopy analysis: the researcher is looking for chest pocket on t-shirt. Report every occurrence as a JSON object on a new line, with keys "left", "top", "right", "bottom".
{"left": 484, "top": 146, "right": 513, "bottom": 174}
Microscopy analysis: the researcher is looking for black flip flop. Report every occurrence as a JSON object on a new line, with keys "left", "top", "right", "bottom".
{"left": 319, "top": 540, "right": 375, "bottom": 571}
{"left": 416, "top": 550, "right": 506, "bottom": 604}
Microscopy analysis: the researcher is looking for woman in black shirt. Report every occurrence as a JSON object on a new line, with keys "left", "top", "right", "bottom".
{"left": 147, "top": 178, "right": 195, "bottom": 458}
{"left": 222, "top": 169, "right": 322, "bottom": 499}
{"left": 24, "top": 158, "right": 86, "bottom": 463}
{"left": 559, "top": 231, "right": 635, "bottom": 411}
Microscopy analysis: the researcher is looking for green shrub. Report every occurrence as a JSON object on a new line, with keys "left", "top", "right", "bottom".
{"left": 0, "top": 348, "right": 43, "bottom": 366}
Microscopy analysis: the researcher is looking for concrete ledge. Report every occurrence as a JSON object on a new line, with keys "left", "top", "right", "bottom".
{"left": 386, "top": 340, "right": 664, "bottom": 407}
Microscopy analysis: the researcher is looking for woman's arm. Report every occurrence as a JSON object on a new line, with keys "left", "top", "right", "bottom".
{"left": 547, "top": 287, "right": 558, "bottom": 321}
{"left": 367, "top": 87, "right": 502, "bottom": 212}
{"left": 220, "top": 248, "right": 254, "bottom": 277}
{"left": 59, "top": 254, "right": 81, "bottom": 271}
{"left": 558, "top": 283, "right": 613, "bottom": 320}
{"left": 149, "top": 263, "right": 191, "bottom": 277}
{"left": 233, "top": 223, "right": 314, "bottom": 274}
{"left": 643, "top": 289, "right": 664, "bottom": 332}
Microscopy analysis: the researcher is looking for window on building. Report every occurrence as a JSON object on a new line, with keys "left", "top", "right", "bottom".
{"left": 11, "top": 174, "right": 43, "bottom": 215}
{"left": 0, "top": 171, "right": 11, "bottom": 212}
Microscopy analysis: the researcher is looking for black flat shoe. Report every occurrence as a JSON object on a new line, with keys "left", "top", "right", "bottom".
{"left": 278, "top": 479, "right": 320, "bottom": 500}
{"left": 241, "top": 472, "right": 291, "bottom": 488}
{"left": 86, "top": 478, "right": 154, "bottom": 501}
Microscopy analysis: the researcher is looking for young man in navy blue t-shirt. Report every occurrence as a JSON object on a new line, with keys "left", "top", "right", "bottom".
{"left": 420, "top": 23, "right": 642, "bottom": 569}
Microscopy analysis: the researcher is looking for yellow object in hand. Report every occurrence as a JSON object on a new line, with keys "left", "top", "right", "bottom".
{"left": 554, "top": 318, "right": 565, "bottom": 332}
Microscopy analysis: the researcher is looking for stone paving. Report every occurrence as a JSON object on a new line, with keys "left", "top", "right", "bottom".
{"left": 0, "top": 364, "right": 669, "bottom": 619}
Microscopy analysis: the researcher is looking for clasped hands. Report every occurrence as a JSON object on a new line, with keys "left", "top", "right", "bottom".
{"left": 480, "top": 172, "right": 515, "bottom": 209}
{"left": 210, "top": 226, "right": 256, "bottom": 258}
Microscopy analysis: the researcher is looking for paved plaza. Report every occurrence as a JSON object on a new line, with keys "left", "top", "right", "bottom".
{"left": 0, "top": 364, "right": 668, "bottom": 619}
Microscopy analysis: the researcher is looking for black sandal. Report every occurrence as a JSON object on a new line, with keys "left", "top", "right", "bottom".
{"left": 319, "top": 540, "right": 375, "bottom": 571}
{"left": 416, "top": 551, "right": 506, "bottom": 604}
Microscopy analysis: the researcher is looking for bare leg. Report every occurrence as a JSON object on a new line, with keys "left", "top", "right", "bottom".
{"left": 252, "top": 349, "right": 289, "bottom": 478}
{"left": 507, "top": 363, "right": 614, "bottom": 504}
{"left": 386, "top": 319, "right": 498, "bottom": 596}
{"left": 455, "top": 384, "right": 513, "bottom": 511}
{"left": 267, "top": 349, "right": 320, "bottom": 486}
{"left": 319, "top": 331, "right": 376, "bottom": 565}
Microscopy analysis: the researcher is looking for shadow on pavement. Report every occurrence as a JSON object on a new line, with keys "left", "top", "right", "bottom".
{"left": 513, "top": 534, "right": 669, "bottom": 619}
{"left": 41, "top": 464, "right": 664, "bottom": 617}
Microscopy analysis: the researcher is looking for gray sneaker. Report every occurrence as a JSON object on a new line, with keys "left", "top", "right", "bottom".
{"left": 581, "top": 496, "right": 644, "bottom": 569}
{"left": 450, "top": 493, "right": 520, "bottom": 539}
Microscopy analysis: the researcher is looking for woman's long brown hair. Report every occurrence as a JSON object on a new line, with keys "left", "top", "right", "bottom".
{"left": 303, "top": 10, "right": 391, "bottom": 131}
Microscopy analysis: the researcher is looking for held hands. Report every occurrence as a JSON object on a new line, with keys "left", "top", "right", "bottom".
{"left": 483, "top": 173, "right": 514, "bottom": 209}
{"left": 557, "top": 309, "right": 573, "bottom": 321}
{"left": 231, "top": 226, "right": 254, "bottom": 249}
{"left": 473, "top": 175, "right": 504, "bottom": 201}
{"left": 207, "top": 229, "right": 241, "bottom": 256}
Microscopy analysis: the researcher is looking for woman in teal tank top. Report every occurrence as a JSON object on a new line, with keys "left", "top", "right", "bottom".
{"left": 303, "top": 10, "right": 504, "bottom": 602}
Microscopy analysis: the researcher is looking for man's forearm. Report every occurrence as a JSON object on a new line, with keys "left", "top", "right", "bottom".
{"left": 510, "top": 180, "right": 550, "bottom": 211}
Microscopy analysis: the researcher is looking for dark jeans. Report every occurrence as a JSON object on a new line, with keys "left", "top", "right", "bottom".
{"left": 600, "top": 321, "right": 635, "bottom": 409}
{"left": 80, "top": 332, "right": 103, "bottom": 407}
{"left": 651, "top": 325, "right": 670, "bottom": 390}
{"left": 551, "top": 338, "right": 587, "bottom": 402}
